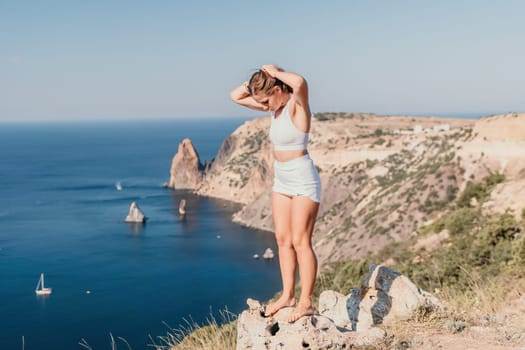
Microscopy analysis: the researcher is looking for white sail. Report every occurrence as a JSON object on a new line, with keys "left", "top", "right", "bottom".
{"left": 35, "top": 273, "right": 52, "bottom": 295}
{"left": 35, "top": 274, "right": 42, "bottom": 291}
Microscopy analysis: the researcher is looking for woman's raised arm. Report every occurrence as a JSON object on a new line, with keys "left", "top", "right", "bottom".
{"left": 229, "top": 81, "right": 269, "bottom": 112}
{"left": 261, "top": 65, "right": 309, "bottom": 108}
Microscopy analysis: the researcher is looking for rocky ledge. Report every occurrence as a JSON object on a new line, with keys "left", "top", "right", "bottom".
{"left": 236, "top": 264, "right": 440, "bottom": 349}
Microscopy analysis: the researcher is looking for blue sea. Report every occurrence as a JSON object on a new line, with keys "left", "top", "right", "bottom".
{"left": 0, "top": 118, "right": 281, "bottom": 349}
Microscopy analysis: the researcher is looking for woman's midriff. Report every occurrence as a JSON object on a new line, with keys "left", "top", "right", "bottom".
{"left": 273, "top": 149, "right": 308, "bottom": 162}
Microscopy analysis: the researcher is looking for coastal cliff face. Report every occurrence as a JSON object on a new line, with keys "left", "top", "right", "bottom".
{"left": 194, "top": 117, "right": 276, "bottom": 231}
{"left": 168, "top": 113, "right": 525, "bottom": 266}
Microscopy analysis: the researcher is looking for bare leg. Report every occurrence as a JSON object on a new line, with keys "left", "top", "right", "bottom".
{"left": 288, "top": 195, "right": 320, "bottom": 322}
{"left": 264, "top": 192, "right": 296, "bottom": 316}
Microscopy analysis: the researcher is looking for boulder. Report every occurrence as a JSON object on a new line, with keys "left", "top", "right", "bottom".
{"left": 124, "top": 202, "right": 146, "bottom": 223}
{"left": 319, "top": 263, "right": 441, "bottom": 331}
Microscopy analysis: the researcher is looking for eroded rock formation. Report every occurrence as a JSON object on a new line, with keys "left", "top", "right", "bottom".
{"left": 236, "top": 264, "right": 439, "bottom": 349}
{"left": 168, "top": 138, "right": 204, "bottom": 190}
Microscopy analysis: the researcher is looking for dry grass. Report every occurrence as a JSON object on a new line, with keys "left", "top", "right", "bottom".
{"left": 150, "top": 309, "right": 237, "bottom": 350}
{"left": 439, "top": 268, "right": 525, "bottom": 319}
{"left": 79, "top": 334, "right": 132, "bottom": 350}
{"left": 369, "top": 271, "right": 525, "bottom": 350}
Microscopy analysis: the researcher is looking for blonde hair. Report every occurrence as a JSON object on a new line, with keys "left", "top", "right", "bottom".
{"left": 247, "top": 68, "right": 292, "bottom": 96}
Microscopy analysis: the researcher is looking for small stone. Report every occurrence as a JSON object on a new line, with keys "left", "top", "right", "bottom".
{"left": 246, "top": 298, "right": 262, "bottom": 310}
{"left": 263, "top": 248, "right": 274, "bottom": 259}
{"left": 469, "top": 326, "right": 490, "bottom": 333}
{"left": 444, "top": 319, "right": 467, "bottom": 333}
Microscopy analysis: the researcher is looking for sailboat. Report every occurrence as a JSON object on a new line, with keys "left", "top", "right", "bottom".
{"left": 35, "top": 273, "right": 52, "bottom": 295}
{"left": 115, "top": 181, "right": 123, "bottom": 191}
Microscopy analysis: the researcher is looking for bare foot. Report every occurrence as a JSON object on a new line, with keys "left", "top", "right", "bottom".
{"left": 287, "top": 302, "right": 314, "bottom": 323}
{"left": 262, "top": 295, "right": 296, "bottom": 317}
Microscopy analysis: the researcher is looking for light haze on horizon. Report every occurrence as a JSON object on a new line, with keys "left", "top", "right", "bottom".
{"left": 1, "top": 0, "right": 524, "bottom": 122}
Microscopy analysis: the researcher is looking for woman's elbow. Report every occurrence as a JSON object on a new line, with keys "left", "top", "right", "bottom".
{"left": 229, "top": 92, "right": 240, "bottom": 103}
{"left": 291, "top": 76, "right": 307, "bottom": 92}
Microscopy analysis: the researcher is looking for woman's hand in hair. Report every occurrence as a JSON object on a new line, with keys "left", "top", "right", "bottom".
{"left": 261, "top": 64, "right": 281, "bottom": 78}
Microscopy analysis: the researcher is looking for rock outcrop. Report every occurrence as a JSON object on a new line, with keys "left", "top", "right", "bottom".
{"left": 124, "top": 201, "right": 146, "bottom": 223}
{"left": 168, "top": 138, "right": 204, "bottom": 190}
{"left": 236, "top": 264, "right": 439, "bottom": 349}
{"left": 319, "top": 263, "right": 441, "bottom": 331}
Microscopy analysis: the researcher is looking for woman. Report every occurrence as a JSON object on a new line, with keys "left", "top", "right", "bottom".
{"left": 230, "top": 64, "right": 321, "bottom": 322}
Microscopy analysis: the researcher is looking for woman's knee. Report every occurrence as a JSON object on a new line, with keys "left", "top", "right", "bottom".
{"left": 292, "top": 234, "right": 313, "bottom": 251}
{"left": 275, "top": 230, "right": 292, "bottom": 248}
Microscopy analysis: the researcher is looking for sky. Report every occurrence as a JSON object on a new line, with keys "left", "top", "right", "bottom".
{"left": 1, "top": 0, "right": 524, "bottom": 122}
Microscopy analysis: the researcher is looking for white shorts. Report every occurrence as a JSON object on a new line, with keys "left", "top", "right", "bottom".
{"left": 273, "top": 154, "right": 321, "bottom": 203}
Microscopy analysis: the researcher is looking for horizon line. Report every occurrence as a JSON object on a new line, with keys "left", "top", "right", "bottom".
{"left": 0, "top": 110, "right": 522, "bottom": 124}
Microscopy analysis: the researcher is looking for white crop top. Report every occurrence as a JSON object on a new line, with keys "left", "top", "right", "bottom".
{"left": 269, "top": 99, "right": 309, "bottom": 151}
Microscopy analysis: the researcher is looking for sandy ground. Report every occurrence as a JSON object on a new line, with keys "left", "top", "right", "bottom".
{"left": 385, "top": 293, "right": 525, "bottom": 350}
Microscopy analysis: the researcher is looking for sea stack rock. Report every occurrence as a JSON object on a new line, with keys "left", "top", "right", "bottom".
{"left": 168, "top": 138, "right": 204, "bottom": 190}
{"left": 178, "top": 199, "right": 187, "bottom": 215}
{"left": 125, "top": 202, "right": 146, "bottom": 223}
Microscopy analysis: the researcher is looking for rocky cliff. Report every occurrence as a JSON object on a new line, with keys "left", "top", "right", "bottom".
{"left": 168, "top": 138, "right": 204, "bottom": 189}
{"left": 168, "top": 113, "right": 525, "bottom": 266}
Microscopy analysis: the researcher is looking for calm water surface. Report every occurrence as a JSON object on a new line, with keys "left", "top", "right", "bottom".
{"left": 0, "top": 118, "right": 280, "bottom": 349}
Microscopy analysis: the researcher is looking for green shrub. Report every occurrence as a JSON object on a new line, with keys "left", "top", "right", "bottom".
{"left": 457, "top": 182, "right": 486, "bottom": 207}
{"left": 511, "top": 235, "right": 525, "bottom": 268}
{"left": 314, "top": 113, "right": 330, "bottom": 121}
{"left": 374, "top": 138, "right": 386, "bottom": 146}
{"left": 484, "top": 173, "right": 506, "bottom": 187}
{"left": 441, "top": 207, "right": 479, "bottom": 235}
{"left": 316, "top": 259, "right": 371, "bottom": 296}
{"left": 457, "top": 173, "right": 505, "bottom": 208}
{"left": 478, "top": 213, "right": 518, "bottom": 246}
{"left": 446, "top": 185, "right": 458, "bottom": 202}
